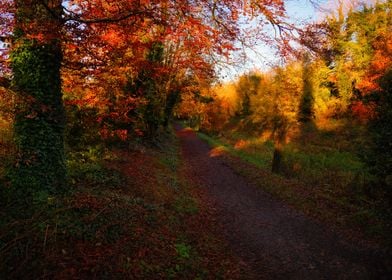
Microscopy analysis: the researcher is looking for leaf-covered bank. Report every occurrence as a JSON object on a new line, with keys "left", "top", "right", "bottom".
{"left": 0, "top": 128, "right": 243, "bottom": 279}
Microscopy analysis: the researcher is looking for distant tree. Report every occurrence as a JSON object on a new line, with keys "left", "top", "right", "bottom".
{"left": 241, "top": 65, "right": 301, "bottom": 173}
{"left": 298, "top": 54, "right": 315, "bottom": 123}
{"left": 307, "top": 0, "right": 392, "bottom": 120}
{"left": 236, "top": 73, "right": 261, "bottom": 116}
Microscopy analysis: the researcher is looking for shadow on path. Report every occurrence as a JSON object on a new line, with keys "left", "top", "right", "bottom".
{"left": 174, "top": 123, "right": 390, "bottom": 280}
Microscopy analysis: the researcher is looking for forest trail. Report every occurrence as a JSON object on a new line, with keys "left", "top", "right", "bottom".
{"left": 174, "top": 123, "right": 389, "bottom": 280}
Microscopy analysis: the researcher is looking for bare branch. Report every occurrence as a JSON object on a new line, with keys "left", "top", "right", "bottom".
{"left": 63, "top": 8, "right": 156, "bottom": 24}
{"left": 38, "top": 1, "right": 156, "bottom": 25}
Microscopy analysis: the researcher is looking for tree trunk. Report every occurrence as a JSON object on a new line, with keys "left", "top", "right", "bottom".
{"left": 10, "top": 0, "right": 66, "bottom": 200}
{"left": 163, "top": 90, "right": 180, "bottom": 128}
{"left": 272, "top": 141, "right": 283, "bottom": 174}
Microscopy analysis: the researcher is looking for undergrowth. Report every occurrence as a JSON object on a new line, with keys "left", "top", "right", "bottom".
{"left": 0, "top": 123, "right": 13, "bottom": 182}
{"left": 0, "top": 127, "right": 242, "bottom": 279}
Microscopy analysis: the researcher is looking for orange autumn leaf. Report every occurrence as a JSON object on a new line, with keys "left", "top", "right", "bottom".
{"left": 101, "top": 29, "right": 124, "bottom": 47}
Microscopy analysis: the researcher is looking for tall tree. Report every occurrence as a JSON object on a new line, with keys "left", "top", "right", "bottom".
{"left": 236, "top": 73, "right": 261, "bottom": 116}
{"left": 10, "top": 0, "right": 66, "bottom": 204}
{"left": 130, "top": 41, "right": 165, "bottom": 138}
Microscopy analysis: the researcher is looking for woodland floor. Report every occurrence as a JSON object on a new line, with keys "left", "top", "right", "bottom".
{"left": 174, "top": 123, "right": 391, "bottom": 279}
{"left": 1, "top": 124, "right": 391, "bottom": 279}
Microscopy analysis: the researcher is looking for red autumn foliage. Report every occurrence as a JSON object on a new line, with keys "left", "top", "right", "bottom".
{"left": 358, "top": 34, "right": 392, "bottom": 94}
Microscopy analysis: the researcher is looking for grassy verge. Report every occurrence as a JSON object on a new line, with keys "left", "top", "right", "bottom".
{"left": 0, "top": 128, "right": 243, "bottom": 279}
{"left": 198, "top": 133, "right": 273, "bottom": 168}
{"left": 198, "top": 131, "right": 391, "bottom": 246}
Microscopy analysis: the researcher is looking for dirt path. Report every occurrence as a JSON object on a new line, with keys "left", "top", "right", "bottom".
{"left": 174, "top": 124, "right": 389, "bottom": 280}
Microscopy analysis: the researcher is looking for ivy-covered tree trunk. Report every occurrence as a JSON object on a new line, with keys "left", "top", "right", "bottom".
{"left": 10, "top": 0, "right": 66, "bottom": 202}
{"left": 163, "top": 89, "right": 180, "bottom": 128}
